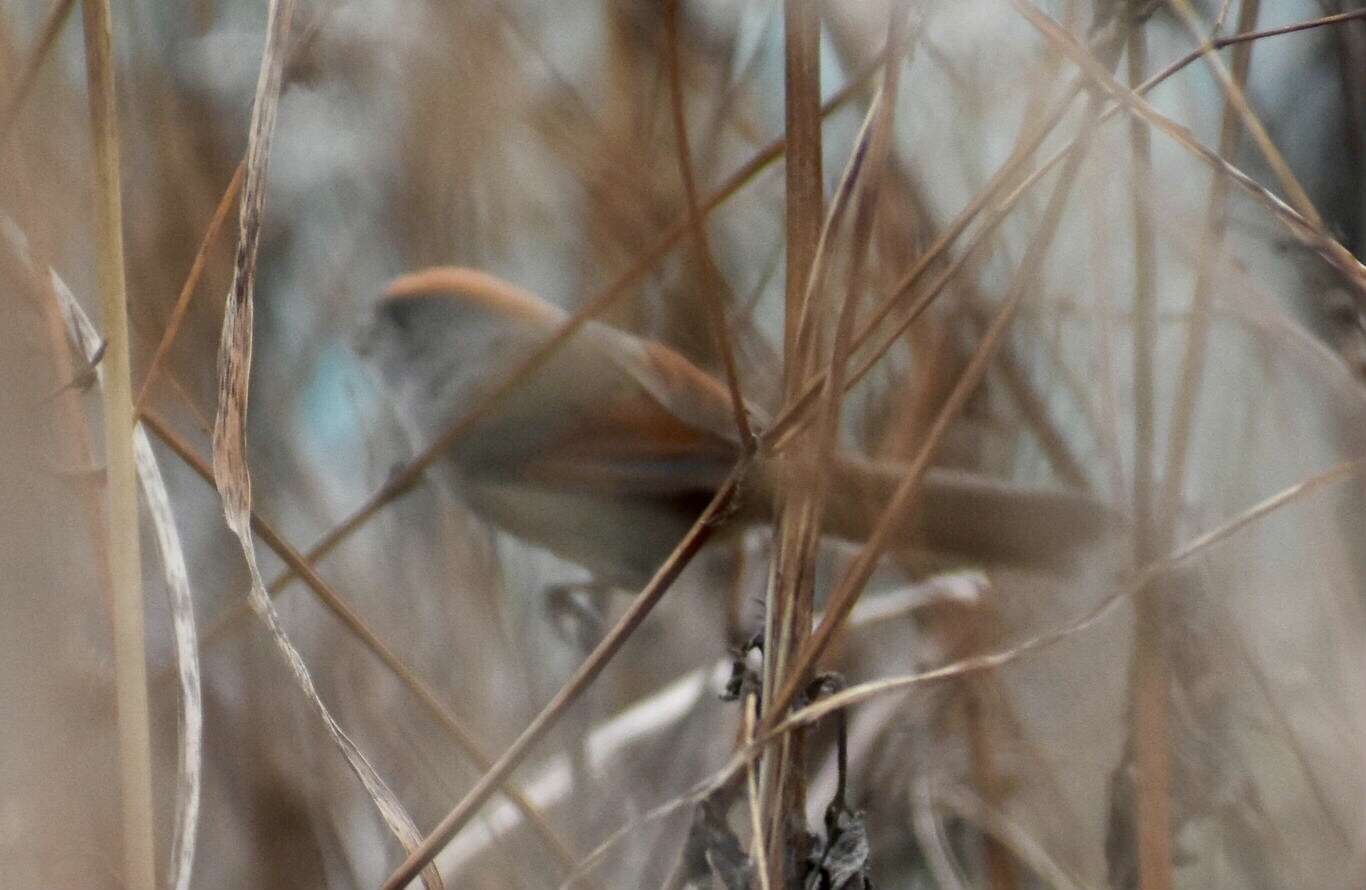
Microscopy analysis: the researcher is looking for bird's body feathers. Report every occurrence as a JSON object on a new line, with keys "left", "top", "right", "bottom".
{"left": 358, "top": 267, "right": 1123, "bottom": 586}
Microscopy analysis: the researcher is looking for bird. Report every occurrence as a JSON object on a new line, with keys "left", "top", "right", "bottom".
{"left": 355, "top": 266, "right": 1123, "bottom": 592}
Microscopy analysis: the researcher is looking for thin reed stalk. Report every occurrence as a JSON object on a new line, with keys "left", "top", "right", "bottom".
{"left": 80, "top": 0, "right": 156, "bottom": 886}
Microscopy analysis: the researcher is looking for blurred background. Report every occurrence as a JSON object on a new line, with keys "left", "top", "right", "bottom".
{"left": 4, "top": 0, "right": 1366, "bottom": 887}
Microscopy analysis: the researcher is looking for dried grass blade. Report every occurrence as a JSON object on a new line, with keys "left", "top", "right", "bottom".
{"left": 1123, "top": 21, "right": 1171, "bottom": 890}
{"left": 1213, "top": 7, "right": 1366, "bottom": 48}
{"left": 788, "top": 89, "right": 882, "bottom": 387}
{"left": 206, "top": 1, "right": 441, "bottom": 887}
{"left": 9, "top": 216, "right": 204, "bottom": 890}
{"left": 210, "top": 0, "right": 290, "bottom": 532}
{"left": 763, "top": 76, "right": 1088, "bottom": 450}
{"left": 764, "top": 17, "right": 911, "bottom": 867}
{"left": 744, "top": 694, "right": 773, "bottom": 890}
{"left": 782, "top": 0, "right": 824, "bottom": 362}
{"left": 809, "top": 14, "right": 910, "bottom": 547}
{"left": 129, "top": 428, "right": 201, "bottom": 890}
{"left": 756, "top": 81, "right": 882, "bottom": 862}
{"left": 755, "top": 0, "right": 837, "bottom": 863}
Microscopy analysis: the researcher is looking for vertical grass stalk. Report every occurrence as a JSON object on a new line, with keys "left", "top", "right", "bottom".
{"left": 758, "top": 0, "right": 825, "bottom": 880}
{"left": 1125, "top": 20, "right": 1172, "bottom": 890}
{"left": 80, "top": 0, "right": 156, "bottom": 886}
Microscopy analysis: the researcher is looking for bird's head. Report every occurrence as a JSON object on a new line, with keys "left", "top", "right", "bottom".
{"left": 354, "top": 267, "right": 566, "bottom": 436}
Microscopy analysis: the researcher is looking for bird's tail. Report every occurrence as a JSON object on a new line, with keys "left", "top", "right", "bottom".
{"left": 757, "top": 453, "right": 1126, "bottom": 572}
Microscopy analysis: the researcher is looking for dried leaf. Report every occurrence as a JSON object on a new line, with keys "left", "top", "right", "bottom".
{"left": 804, "top": 807, "right": 871, "bottom": 890}
{"left": 675, "top": 797, "right": 752, "bottom": 890}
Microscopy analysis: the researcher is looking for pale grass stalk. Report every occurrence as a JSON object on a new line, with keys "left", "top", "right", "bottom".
{"left": 1, "top": 216, "right": 198, "bottom": 886}
{"left": 79, "top": 0, "right": 155, "bottom": 886}
{"left": 757, "top": 0, "right": 826, "bottom": 870}
{"left": 745, "top": 693, "right": 774, "bottom": 890}
{"left": 759, "top": 79, "right": 882, "bottom": 869}
{"left": 1124, "top": 21, "right": 1171, "bottom": 890}
{"left": 766, "top": 15, "right": 908, "bottom": 871}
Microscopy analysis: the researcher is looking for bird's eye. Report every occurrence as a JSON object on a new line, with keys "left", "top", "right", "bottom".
{"left": 379, "top": 299, "right": 417, "bottom": 334}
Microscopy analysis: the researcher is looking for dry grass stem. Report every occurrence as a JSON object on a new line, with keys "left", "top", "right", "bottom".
{"left": 1123, "top": 20, "right": 1172, "bottom": 890}
{"left": 79, "top": 0, "right": 156, "bottom": 885}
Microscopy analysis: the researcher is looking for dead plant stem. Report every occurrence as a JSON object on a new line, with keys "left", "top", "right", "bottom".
{"left": 80, "top": 0, "right": 156, "bottom": 885}
{"left": 1125, "top": 20, "right": 1172, "bottom": 890}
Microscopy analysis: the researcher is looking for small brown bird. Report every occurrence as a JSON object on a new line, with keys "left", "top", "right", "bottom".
{"left": 356, "top": 267, "right": 1121, "bottom": 589}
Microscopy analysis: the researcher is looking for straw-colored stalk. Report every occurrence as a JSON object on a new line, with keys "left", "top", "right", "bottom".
{"left": 80, "top": 0, "right": 156, "bottom": 887}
